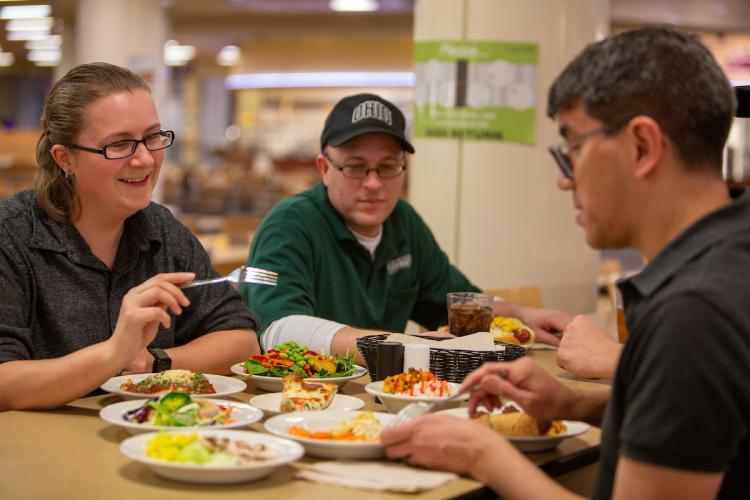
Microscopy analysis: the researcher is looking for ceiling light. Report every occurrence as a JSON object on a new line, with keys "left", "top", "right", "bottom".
{"left": 225, "top": 71, "right": 415, "bottom": 89}
{"left": 217, "top": 45, "right": 240, "bottom": 66}
{"left": 329, "top": 0, "right": 377, "bottom": 12}
{"left": 24, "top": 34, "right": 61, "bottom": 50}
{"left": 34, "top": 59, "right": 58, "bottom": 67}
{"left": 27, "top": 48, "right": 60, "bottom": 62}
{"left": 163, "top": 40, "right": 195, "bottom": 66}
{"left": 7, "top": 29, "right": 49, "bottom": 40}
{"left": 6, "top": 17, "right": 52, "bottom": 30}
{"left": 0, "top": 52, "right": 14, "bottom": 67}
{"left": 0, "top": 4, "right": 51, "bottom": 19}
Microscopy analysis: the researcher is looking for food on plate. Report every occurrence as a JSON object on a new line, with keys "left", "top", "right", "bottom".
{"left": 240, "top": 341, "right": 357, "bottom": 379}
{"left": 382, "top": 369, "right": 452, "bottom": 397}
{"left": 474, "top": 403, "right": 566, "bottom": 437}
{"left": 288, "top": 411, "right": 382, "bottom": 442}
{"left": 279, "top": 374, "right": 337, "bottom": 412}
{"left": 490, "top": 316, "right": 536, "bottom": 347}
{"left": 145, "top": 432, "right": 277, "bottom": 465}
{"left": 123, "top": 392, "right": 234, "bottom": 427}
{"left": 119, "top": 369, "right": 216, "bottom": 394}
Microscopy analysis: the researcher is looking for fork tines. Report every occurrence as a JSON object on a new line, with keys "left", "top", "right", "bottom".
{"left": 239, "top": 266, "right": 278, "bottom": 286}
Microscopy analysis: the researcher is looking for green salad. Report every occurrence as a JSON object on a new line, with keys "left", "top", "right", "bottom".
{"left": 241, "top": 341, "right": 357, "bottom": 378}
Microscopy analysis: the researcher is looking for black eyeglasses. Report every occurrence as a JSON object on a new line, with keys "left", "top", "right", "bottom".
{"left": 548, "top": 119, "right": 629, "bottom": 180}
{"left": 323, "top": 152, "right": 406, "bottom": 179}
{"left": 68, "top": 130, "right": 175, "bottom": 160}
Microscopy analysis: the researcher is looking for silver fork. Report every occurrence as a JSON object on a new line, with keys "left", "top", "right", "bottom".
{"left": 180, "top": 266, "right": 278, "bottom": 289}
{"left": 385, "top": 384, "right": 480, "bottom": 428}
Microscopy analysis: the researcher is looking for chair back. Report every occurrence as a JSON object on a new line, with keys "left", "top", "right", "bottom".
{"left": 484, "top": 286, "right": 543, "bottom": 308}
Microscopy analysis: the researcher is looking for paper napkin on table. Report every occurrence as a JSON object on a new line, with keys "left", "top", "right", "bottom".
{"left": 296, "top": 461, "right": 457, "bottom": 492}
{"left": 385, "top": 331, "right": 497, "bottom": 351}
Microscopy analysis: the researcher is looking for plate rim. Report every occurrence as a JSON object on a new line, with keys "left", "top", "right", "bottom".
{"left": 263, "top": 410, "right": 393, "bottom": 448}
{"left": 437, "top": 407, "right": 590, "bottom": 442}
{"left": 119, "top": 429, "right": 304, "bottom": 471}
{"left": 231, "top": 363, "right": 368, "bottom": 383}
{"left": 99, "top": 398, "right": 263, "bottom": 431}
{"left": 364, "top": 380, "right": 467, "bottom": 402}
{"left": 100, "top": 373, "right": 247, "bottom": 399}
{"left": 248, "top": 392, "right": 366, "bottom": 415}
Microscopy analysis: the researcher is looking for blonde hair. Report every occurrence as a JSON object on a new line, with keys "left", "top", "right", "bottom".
{"left": 34, "top": 62, "right": 150, "bottom": 221}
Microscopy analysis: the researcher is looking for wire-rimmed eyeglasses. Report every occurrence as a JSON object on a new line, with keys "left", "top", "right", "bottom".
{"left": 323, "top": 152, "right": 406, "bottom": 179}
{"left": 548, "top": 119, "right": 629, "bottom": 180}
{"left": 68, "top": 130, "right": 175, "bottom": 160}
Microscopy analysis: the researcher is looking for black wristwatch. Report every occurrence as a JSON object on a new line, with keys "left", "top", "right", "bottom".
{"left": 147, "top": 347, "right": 172, "bottom": 373}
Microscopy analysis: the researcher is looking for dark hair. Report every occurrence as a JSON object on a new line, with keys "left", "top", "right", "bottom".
{"left": 34, "top": 62, "right": 150, "bottom": 221}
{"left": 547, "top": 25, "right": 736, "bottom": 173}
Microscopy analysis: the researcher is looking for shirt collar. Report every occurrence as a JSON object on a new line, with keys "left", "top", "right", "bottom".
{"left": 622, "top": 187, "right": 750, "bottom": 298}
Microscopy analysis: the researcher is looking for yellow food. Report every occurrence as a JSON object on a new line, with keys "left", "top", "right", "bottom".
{"left": 490, "top": 316, "right": 536, "bottom": 347}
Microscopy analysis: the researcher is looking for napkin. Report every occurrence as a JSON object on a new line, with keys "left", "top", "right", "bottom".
{"left": 385, "top": 331, "right": 498, "bottom": 351}
{"left": 296, "top": 460, "right": 457, "bottom": 492}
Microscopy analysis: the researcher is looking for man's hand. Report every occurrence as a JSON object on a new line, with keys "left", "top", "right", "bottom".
{"left": 461, "top": 357, "right": 579, "bottom": 421}
{"left": 502, "top": 305, "right": 572, "bottom": 346}
{"left": 556, "top": 315, "right": 622, "bottom": 379}
{"left": 382, "top": 414, "right": 507, "bottom": 475}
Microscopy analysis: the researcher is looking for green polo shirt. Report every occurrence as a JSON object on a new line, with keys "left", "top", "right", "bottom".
{"left": 241, "top": 182, "right": 480, "bottom": 336}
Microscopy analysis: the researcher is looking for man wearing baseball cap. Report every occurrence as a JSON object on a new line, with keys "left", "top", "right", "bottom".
{"left": 241, "top": 93, "right": 570, "bottom": 357}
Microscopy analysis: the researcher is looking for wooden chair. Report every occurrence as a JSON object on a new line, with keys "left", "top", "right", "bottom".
{"left": 484, "top": 286, "right": 544, "bottom": 308}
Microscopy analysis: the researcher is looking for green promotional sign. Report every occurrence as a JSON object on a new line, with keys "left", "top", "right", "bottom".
{"left": 413, "top": 40, "right": 539, "bottom": 144}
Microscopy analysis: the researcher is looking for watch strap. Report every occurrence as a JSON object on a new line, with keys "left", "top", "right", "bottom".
{"left": 147, "top": 347, "right": 172, "bottom": 373}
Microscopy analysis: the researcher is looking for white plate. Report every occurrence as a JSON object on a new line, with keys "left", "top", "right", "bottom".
{"left": 99, "top": 399, "right": 263, "bottom": 434}
{"left": 264, "top": 410, "right": 394, "bottom": 459}
{"left": 364, "top": 380, "right": 467, "bottom": 413}
{"left": 249, "top": 392, "right": 365, "bottom": 417}
{"left": 119, "top": 429, "right": 303, "bottom": 484}
{"left": 230, "top": 363, "right": 368, "bottom": 392}
{"left": 437, "top": 407, "right": 590, "bottom": 452}
{"left": 100, "top": 374, "right": 247, "bottom": 400}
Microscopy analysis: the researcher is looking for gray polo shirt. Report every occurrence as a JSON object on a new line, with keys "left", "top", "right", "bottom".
{"left": 0, "top": 190, "right": 258, "bottom": 363}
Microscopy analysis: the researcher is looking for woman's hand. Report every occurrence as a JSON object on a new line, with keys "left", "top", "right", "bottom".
{"left": 107, "top": 272, "right": 194, "bottom": 369}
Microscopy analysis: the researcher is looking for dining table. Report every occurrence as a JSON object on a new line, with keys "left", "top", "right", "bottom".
{"left": 0, "top": 338, "right": 611, "bottom": 500}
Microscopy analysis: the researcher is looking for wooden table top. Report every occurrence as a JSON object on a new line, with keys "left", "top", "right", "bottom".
{"left": 0, "top": 348, "right": 606, "bottom": 500}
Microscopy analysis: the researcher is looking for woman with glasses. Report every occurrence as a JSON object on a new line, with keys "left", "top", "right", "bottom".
{"left": 0, "top": 62, "right": 260, "bottom": 410}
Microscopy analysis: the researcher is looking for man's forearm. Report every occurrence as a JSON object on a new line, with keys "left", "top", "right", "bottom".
{"left": 568, "top": 387, "right": 611, "bottom": 425}
{"left": 330, "top": 326, "right": 386, "bottom": 364}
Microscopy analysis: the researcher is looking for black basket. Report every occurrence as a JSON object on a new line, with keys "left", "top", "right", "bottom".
{"left": 356, "top": 334, "right": 526, "bottom": 383}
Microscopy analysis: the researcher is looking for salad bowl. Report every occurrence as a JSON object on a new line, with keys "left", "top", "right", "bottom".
{"left": 120, "top": 429, "right": 303, "bottom": 484}
{"left": 233, "top": 364, "right": 368, "bottom": 392}
{"left": 100, "top": 397, "right": 263, "bottom": 434}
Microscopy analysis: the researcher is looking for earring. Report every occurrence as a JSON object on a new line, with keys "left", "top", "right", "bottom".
{"left": 64, "top": 170, "right": 72, "bottom": 181}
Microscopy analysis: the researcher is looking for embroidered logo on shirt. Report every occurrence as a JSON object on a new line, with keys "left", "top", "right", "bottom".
{"left": 352, "top": 100, "right": 393, "bottom": 125}
{"left": 387, "top": 254, "right": 412, "bottom": 274}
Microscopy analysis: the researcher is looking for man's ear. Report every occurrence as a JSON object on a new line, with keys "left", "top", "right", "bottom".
{"left": 315, "top": 153, "right": 330, "bottom": 186}
{"left": 49, "top": 144, "right": 74, "bottom": 176}
{"left": 628, "top": 116, "right": 664, "bottom": 179}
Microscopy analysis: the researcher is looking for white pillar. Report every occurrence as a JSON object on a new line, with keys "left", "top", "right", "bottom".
{"left": 73, "top": 0, "right": 169, "bottom": 119}
{"left": 411, "top": 0, "right": 609, "bottom": 314}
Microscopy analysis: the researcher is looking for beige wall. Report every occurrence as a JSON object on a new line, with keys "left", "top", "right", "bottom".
{"left": 410, "top": 0, "right": 609, "bottom": 314}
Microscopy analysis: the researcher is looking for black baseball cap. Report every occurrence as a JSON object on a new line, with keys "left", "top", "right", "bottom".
{"left": 320, "top": 93, "right": 415, "bottom": 153}
{"left": 737, "top": 86, "right": 750, "bottom": 118}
